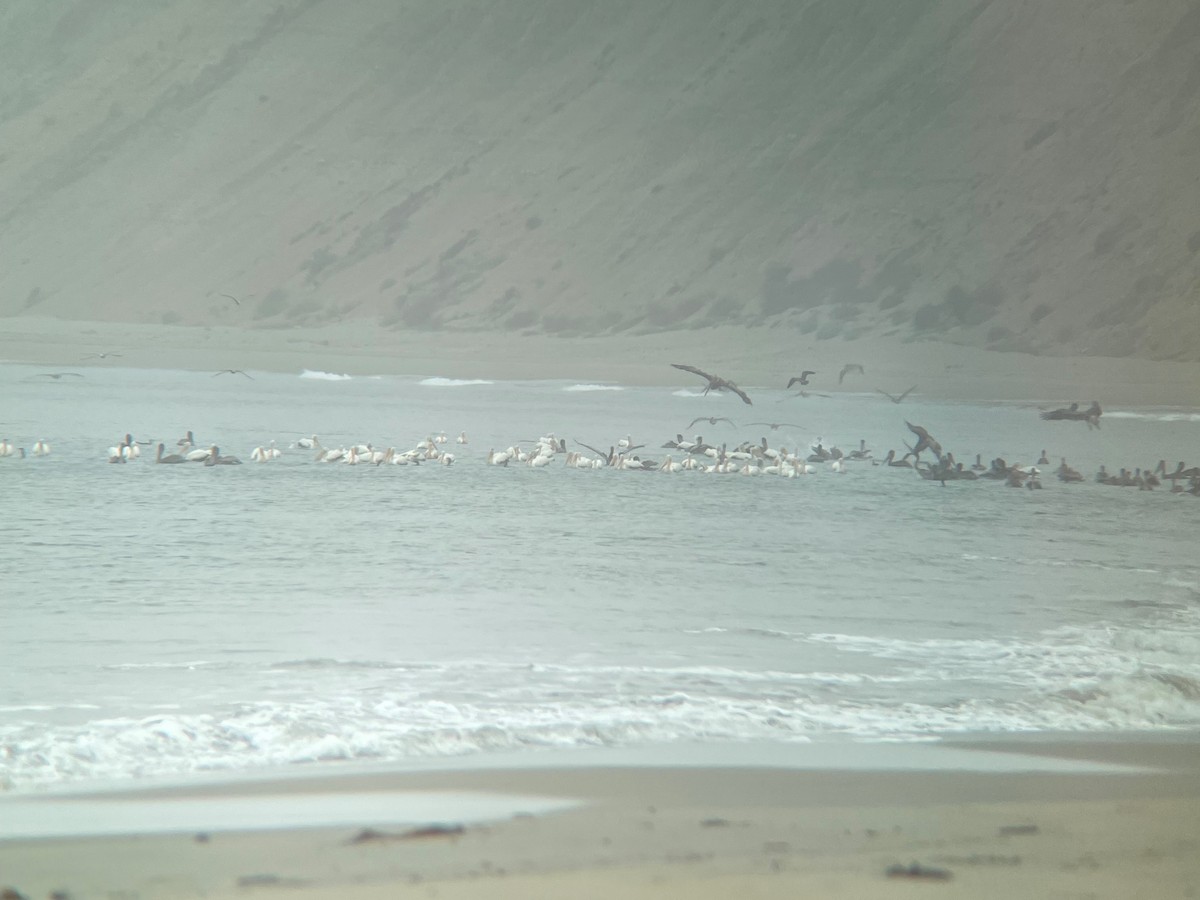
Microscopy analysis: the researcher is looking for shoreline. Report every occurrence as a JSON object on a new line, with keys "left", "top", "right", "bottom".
{"left": 2, "top": 736, "right": 1198, "bottom": 898}
{"left": 3, "top": 316, "right": 1199, "bottom": 406}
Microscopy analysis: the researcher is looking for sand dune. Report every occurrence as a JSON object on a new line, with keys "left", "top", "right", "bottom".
{"left": 0, "top": 1, "right": 1197, "bottom": 359}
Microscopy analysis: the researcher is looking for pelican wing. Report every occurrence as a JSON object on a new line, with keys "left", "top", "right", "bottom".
{"left": 671, "top": 363, "right": 716, "bottom": 382}
{"left": 727, "top": 383, "right": 753, "bottom": 405}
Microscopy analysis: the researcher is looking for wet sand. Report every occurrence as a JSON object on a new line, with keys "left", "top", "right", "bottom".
{"left": 1, "top": 737, "right": 1197, "bottom": 899}
{"left": 2, "top": 315, "right": 1199, "bottom": 405}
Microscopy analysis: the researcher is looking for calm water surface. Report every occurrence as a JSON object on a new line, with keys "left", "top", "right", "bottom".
{"left": 2, "top": 363, "right": 1198, "bottom": 789}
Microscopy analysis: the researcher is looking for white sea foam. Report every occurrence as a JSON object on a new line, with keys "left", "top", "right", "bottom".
{"left": 563, "top": 384, "right": 624, "bottom": 392}
{"left": 419, "top": 377, "right": 494, "bottom": 386}
{"left": 1104, "top": 410, "right": 1200, "bottom": 422}
{"left": 299, "top": 369, "right": 352, "bottom": 381}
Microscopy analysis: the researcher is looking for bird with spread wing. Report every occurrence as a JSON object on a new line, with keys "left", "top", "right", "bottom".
{"left": 671, "top": 364, "right": 753, "bottom": 405}
{"left": 876, "top": 385, "right": 916, "bottom": 404}
{"left": 688, "top": 416, "right": 736, "bottom": 428}
{"left": 839, "top": 363, "right": 864, "bottom": 384}
{"left": 787, "top": 371, "right": 816, "bottom": 388}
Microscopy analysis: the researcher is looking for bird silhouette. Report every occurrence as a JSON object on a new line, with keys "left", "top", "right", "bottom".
{"left": 876, "top": 385, "right": 916, "bottom": 404}
{"left": 671, "top": 364, "right": 753, "bottom": 405}
{"left": 786, "top": 371, "right": 816, "bottom": 388}
{"left": 213, "top": 369, "right": 253, "bottom": 379}
{"left": 839, "top": 363, "right": 864, "bottom": 384}
{"left": 32, "top": 372, "right": 84, "bottom": 380}
{"left": 82, "top": 352, "right": 122, "bottom": 360}
{"left": 688, "top": 416, "right": 736, "bottom": 428}
{"left": 747, "top": 422, "right": 804, "bottom": 431}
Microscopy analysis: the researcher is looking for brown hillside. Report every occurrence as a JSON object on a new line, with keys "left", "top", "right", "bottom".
{"left": 1, "top": 0, "right": 1197, "bottom": 358}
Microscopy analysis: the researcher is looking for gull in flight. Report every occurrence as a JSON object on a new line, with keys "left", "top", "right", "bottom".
{"left": 876, "top": 385, "right": 917, "bottom": 404}
{"left": 747, "top": 422, "right": 804, "bottom": 431}
{"left": 671, "top": 364, "right": 753, "bottom": 405}
{"left": 213, "top": 369, "right": 253, "bottom": 379}
{"left": 839, "top": 363, "right": 864, "bottom": 384}
{"left": 786, "top": 371, "right": 816, "bottom": 387}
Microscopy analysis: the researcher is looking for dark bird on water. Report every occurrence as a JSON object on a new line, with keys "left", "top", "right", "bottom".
{"left": 747, "top": 422, "right": 804, "bottom": 431}
{"left": 904, "top": 421, "right": 943, "bottom": 461}
{"left": 688, "top": 416, "right": 736, "bottom": 428}
{"left": 1040, "top": 401, "right": 1102, "bottom": 430}
{"left": 876, "top": 385, "right": 916, "bottom": 404}
{"left": 671, "top": 364, "right": 753, "bottom": 405}
{"left": 787, "top": 371, "right": 816, "bottom": 388}
{"left": 213, "top": 369, "right": 253, "bottom": 379}
{"left": 839, "top": 363, "right": 864, "bottom": 384}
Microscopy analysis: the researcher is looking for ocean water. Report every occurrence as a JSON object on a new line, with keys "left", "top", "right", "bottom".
{"left": 2, "top": 362, "right": 1199, "bottom": 791}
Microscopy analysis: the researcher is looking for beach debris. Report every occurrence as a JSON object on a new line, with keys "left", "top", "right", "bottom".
{"left": 347, "top": 823, "right": 466, "bottom": 844}
{"left": 886, "top": 861, "right": 953, "bottom": 881}
{"left": 194, "top": 831, "right": 211, "bottom": 843}
{"left": 998, "top": 824, "right": 1040, "bottom": 836}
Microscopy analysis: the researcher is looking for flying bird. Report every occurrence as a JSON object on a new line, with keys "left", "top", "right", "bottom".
{"left": 82, "top": 352, "right": 122, "bottom": 360}
{"left": 688, "top": 416, "right": 736, "bottom": 428}
{"left": 1040, "top": 401, "right": 1102, "bottom": 429}
{"left": 787, "top": 371, "right": 816, "bottom": 388}
{"left": 32, "top": 372, "right": 84, "bottom": 380}
{"left": 671, "top": 364, "right": 753, "bottom": 405}
{"left": 213, "top": 369, "right": 253, "bottom": 379}
{"left": 747, "top": 422, "right": 804, "bottom": 431}
{"left": 839, "top": 363, "right": 865, "bottom": 384}
{"left": 220, "top": 293, "right": 242, "bottom": 306}
{"left": 876, "top": 385, "right": 917, "bottom": 404}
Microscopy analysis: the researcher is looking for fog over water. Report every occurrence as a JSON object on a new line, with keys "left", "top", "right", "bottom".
{"left": 2, "top": 364, "right": 1198, "bottom": 789}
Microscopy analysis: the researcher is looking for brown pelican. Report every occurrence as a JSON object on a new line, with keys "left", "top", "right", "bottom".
{"left": 839, "top": 363, "right": 864, "bottom": 384}
{"left": 204, "top": 445, "right": 242, "bottom": 466}
{"left": 688, "top": 416, "right": 736, "bottom": 428}
{"left": 155, "top": 443, "right": 186, "bottom": 464}
{"left": 1040, "top": 401, "right": 1101, "bottom": 429}
{"left": 671, "top": 364, "right": 753, "bottom": 405}
{"left": 786, "top": 371, "right": 816, "bottom": 388}
{"left": 876, "top": 385, "right": 916, "bottom": 404}
{"left": 747, "top": 422, "right": 804, "bottom": 431}
{"left": 903, "top": 421, "right": 943, "bottom": 461}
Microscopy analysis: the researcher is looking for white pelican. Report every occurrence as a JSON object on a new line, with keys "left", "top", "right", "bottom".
{"left": 456, "top": 431, "right": 467, "bottom": 444}
{"left": 486, "top": 448, "right": 510, "bottom": 466}
{"left": 250, "top": 446, "right": 270, "bottom": 462}
{"left": 830, "top": 459, "right": 846, "bottom": 473}
{"left": 32, "top": 440, "right": 51, "bottom": 457}
{"left": 293, "top": 435, "right": 320, "bottom": 449}
{"left": 0, "top": 439, "right": 15, "bottom": 457}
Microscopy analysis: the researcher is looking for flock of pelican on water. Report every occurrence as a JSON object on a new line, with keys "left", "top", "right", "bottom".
{"left": 3, "top": 362, "right": 1198, "bottom": 494}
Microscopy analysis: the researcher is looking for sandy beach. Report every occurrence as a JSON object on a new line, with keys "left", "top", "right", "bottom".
{"left": 2, "top": 316, "right": 1199, "bottom": 406}
{"left": 1, "top": 737, "right": 1197, "bottom": 899}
